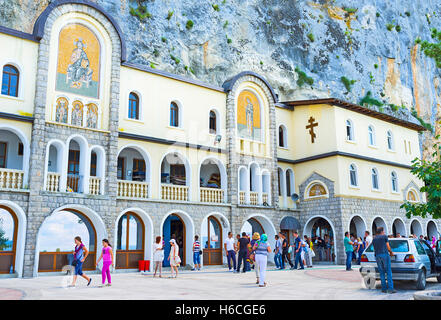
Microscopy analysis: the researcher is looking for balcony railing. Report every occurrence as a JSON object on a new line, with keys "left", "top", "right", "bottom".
{"left": 161, "top": 184, "right": 188, "bottom": 201}
{"left": 66, "top": 174, "right": 80, "bottom": 192}
{"left": 89, "top": 177, "right": 102, "bottom": 195}
{"left": 250, "top": 191, "right": 258, "bottom": 205}
{"left": 118, "top": 180, "right": 148, "bottom": 199}
{"left": 46, "top": 172, "right": 60, "bottom": 192}
{"left": 239, "top": 191, "right": 246, "bottom": 204}
{"left": 0, "top": 168, "right": 24, "bottom": 190}
{"left": 200, "top": 187, "right": 224, "bottom": 203}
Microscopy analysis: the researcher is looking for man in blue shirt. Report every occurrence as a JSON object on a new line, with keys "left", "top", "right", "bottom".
{"left": 344, "top": 232, "right": 354, "bottom": 271}
{"left": 372, "top": 227, "right": 395, "bottom": 293}
{"left": 291, "top": 231, "right": 304, "bottom": 270}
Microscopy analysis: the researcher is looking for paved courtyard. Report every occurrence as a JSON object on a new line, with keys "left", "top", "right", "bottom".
{"left": 1, "top": 265, "right": 440, "bottom": 300}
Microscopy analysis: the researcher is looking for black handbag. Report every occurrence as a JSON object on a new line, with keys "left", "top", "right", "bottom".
{"left": 72, "top": 259, "right": 78, "bottom": 267}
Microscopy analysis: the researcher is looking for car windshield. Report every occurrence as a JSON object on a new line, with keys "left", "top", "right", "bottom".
{"left": 364, "top": 240, "right": 409, "bottom": 253}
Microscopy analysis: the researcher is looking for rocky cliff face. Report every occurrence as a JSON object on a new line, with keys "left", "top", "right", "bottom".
{"left": 1, "top": 0, "right": 440, "bottom": 157}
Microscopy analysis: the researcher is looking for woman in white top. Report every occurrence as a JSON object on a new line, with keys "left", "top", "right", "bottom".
{"left": 168, "top": 239, "right": 180, "bottom": 278}
{"left": 153, "top": 236, "right": 164, "bottom": 278}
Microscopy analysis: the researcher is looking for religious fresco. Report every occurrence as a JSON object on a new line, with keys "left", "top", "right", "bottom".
{"left": 237, "top": 90, "right": 261, "bottom": 141}
{"left": 56, "top": 24, "right": 100, "bottom": 99}
{"left": 308, "top": 183, "right": 327, "bottom": 198}
{"left": 71, "top": 100, "right": 84, "bottom": 126}
{"left": 86, "top": 103, "right": 98, "bottom": 128}
{"left": 55, "top": 97, "right": 68, "bottom": 123}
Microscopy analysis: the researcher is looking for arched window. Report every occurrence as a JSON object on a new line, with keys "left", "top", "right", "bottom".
{"left": 371, "top": 168, "right": 379, "bottom": 190}
{"left": 387, "top": 130, "right": 394, "bottom": 150}
{"left": 279, "top": 125, "right": 287, "bottom": 147}
{"left": 209, "top": 110, "right": 217, "bottom": 134}
{"left": 277, "top": 168, "right": 283, "bottom": 196}
{"left": 349, "top": 164, "right": 358, "bottom": 187}
{"left": 128, "top": 92, "right": 139, "bottom": 120}
{"left": 368, "top": 125, "right": 376, "bottom": 146}
{"left": 391, "top": 171, "right": 398, "bottom": 192}
{"left": 1, "top": 65, "right": 19, "bottom": 97}
{"left": 346, "top": 120, "right": 354, "bottom": 141}
{"left": 170, "top": 102, "right": 179, "bottom": 127}
{"left": 286, "top": 170, "right": 291, "bottom": 196}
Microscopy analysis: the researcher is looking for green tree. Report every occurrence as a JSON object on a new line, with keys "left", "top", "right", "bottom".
{"left": 415, "top": 28, "right": 441, "bottom": 68}
{"left": 0, "top": 228, "right": 10, "bottom": 251}
{"left": 401, "top": 138, "right": 441, "bottom": 219}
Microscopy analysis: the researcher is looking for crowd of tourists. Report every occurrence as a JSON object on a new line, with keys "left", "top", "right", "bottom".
{"left": 66, "top": 229, "right": 439, "bottom": 290}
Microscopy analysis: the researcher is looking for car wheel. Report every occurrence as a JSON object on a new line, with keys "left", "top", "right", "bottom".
{"left": 415, "top": 269, "right": 426, "bottom": 290}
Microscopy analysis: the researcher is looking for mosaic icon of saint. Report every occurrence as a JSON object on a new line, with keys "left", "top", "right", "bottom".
{"left": 55, "top": 98, "right": 68, "bottom": 123}
{"left": 71, "top": 101, "right": 83, "bottom": 126}
{"left": 245, "top": 97, "right": 254, "bottom": 137}
{"left": 67, "top": 38, "right": 93, "bottom": 89}
{"left": 86, "top": 104, "right": 98, "bottom": 129}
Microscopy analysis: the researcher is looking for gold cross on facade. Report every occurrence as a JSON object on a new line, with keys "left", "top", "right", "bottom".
{"left": 306, "top": 116, "right": 318, "bottom": 143}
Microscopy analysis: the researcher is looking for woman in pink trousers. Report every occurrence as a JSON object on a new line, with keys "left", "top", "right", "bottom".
{"left": 97, "top": 239, "right": 114, "bottom": 287}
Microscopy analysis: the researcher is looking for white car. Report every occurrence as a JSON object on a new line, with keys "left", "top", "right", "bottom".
{"left": 360, "top": 238, "right": 441, "bottom": 290}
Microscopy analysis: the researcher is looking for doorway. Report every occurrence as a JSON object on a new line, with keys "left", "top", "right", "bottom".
{"left": 202, "top": 216, "right": 222, "bottom": 265}
{"left": 163, "top": 214, "right": 185, "bottom": 267}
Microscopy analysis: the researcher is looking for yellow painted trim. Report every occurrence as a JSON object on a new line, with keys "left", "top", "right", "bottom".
{"left": 18, "top": 110, "right": 33, "bottom": 117}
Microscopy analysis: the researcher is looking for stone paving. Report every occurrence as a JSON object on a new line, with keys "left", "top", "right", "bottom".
{"left": 0, "top": 265, "right": 440, "bottom": 300}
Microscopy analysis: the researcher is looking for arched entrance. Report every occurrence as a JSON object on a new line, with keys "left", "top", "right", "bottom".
{"left": 201, "top": 216, "right": 222, "bottom": 265}
{"left": 241, "top": 218, "right": 264, "bottom": 236}
{"left": 349, "top": 216, "right": 367, "bottom": 238}
{"left": 372, "top": 217, "right": 387, "bottom": 235}
{"left": 280, "top": 216, "right": 301, "bottom": 247}
{"left": 37, "top": 209, "right": 97, "bottom": 272}
{"left": 392, "top": 218, "right": 406, "bottom": 237}
{"left": 410, "top": 219, "right": 423, "bottom": 237}
{"left": 427, "top": 221, "right": 438, "bottom": 239}
{"left": 240, "top": 215, "right": 277, "bottom": 260}
{"left": 163, "top": 214, "right": 186, "bottom": 267}
{"left": 304, "top": 216, "right": 336, "bottom": 263}
{"left": 116, "top": 212, "right": 145, "bottom": 269}
{"left": 0, "top": 206, "right": 18, "bottom": 274}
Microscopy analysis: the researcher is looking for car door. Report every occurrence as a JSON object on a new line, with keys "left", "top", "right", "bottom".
{"left": 420, "top": 240, "right": 437, "bottom": 275}
{"left": 414, "top": 240, "right": 431, "bottom": 274}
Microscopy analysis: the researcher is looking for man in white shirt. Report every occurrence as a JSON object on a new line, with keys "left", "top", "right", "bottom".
{"left": 365, "top": 231, "right": 373, "bottom": 248}
{"left": 224, "top": 232, "right": 237, "bottom": 272}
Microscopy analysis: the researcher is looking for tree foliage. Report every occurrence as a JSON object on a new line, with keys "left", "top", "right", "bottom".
{"left": 401, "top": 138, "right": 441, "bottom": 219}
{"left": 415, "top": 28, "right": 441, "bottom": 68}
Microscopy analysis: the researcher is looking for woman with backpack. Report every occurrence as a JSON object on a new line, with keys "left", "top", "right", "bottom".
{"left": 253, "top": 234, "right": 272, "bottom": 287}
{"left": 70, "top": 236, "right": 92, "bottom": 287}
{"left": 250, "top": 233, "right": 260, "bottom": 284}
{"left": 96, "top": 239, "right": 113, "bottom": 287}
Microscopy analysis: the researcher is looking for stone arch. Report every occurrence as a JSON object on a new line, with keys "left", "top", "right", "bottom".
{"left": 0, "top": 200, "right": 27, "bottom": 277}
{"left": 410, "top": 218, "right": 423, "bottom": 237}
{"left": 303, "top": 215, "right": 337, "bottom": 264}
{"left": 159, "top": 150, "right": 192, "bottom": 199}
{"left": 200, "top": 212, "right": 231, "bottom": 266}
{"left": 223, "top": 71, "right": 278, "bottom": 103}
{"left": 426, "top": 220, "right": 439, "bottom": 239}
{"left": 0, "top": 123, "right": 31, "bottom": 186}
{"left": 64, "top": 134, "right": 90, "bottom": 193}
{"left": 117, "top": 144, "right": 152, "bottom": 196}
{"left": 160, "top": 210, "right": 195, "bottom": 266}
{"left": 348, "top": 215, "right": 367, "bottom": 238}
{"left": 371, "top": 216, "right": 388, "bottom": 235}
{"left": 391, "top": 217, "right": 407, "bottom": 237}
{"left": 198, "top": 156, "right": 227, "bottom": 202}
{"left": 33, "top": 204, "right": 107, "bottom": 277}
{"left": 114, "top": 208, "right": 154, "bottom": 271}
{"left": 241, "top": 213, "right": 277, "bottom": 260}
{"left": 33, "top": 0, "right": 126, "bottom": 61}
{"left": 43, "top": 139, "right": 66, "bottom": 192}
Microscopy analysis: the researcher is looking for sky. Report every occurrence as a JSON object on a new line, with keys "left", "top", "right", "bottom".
{"left": 38, "top": 210, "right": 90, "bottom": 252}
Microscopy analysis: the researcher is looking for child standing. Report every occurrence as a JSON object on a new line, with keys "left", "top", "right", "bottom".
{"left": 97, "top": 239, "right": 113, "bottom": 287}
